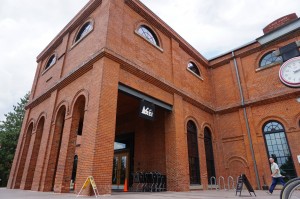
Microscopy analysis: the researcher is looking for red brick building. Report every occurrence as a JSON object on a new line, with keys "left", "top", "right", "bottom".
{"left": 7, "top": 0, "right": 300, "bottom": 195}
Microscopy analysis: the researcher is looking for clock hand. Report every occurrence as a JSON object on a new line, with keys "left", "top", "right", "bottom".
{"left": 293, "top": 69, "right": 300, "bottom": 73}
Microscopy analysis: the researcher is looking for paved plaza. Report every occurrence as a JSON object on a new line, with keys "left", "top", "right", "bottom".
{"left": 0, "top": 188, "right": 282, "bottom": 199}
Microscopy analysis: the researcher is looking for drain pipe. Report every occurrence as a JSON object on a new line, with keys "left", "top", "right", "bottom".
{"left": 231, "top": 51, "right": 261, "bottom": 190}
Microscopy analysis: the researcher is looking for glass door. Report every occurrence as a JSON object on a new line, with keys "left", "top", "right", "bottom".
{"left": 112, "top": 152, "right": 129, "bottom": 190}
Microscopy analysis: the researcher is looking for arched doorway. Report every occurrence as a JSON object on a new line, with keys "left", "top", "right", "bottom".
{"left": 44, "top": 106, "right": 66, "bottom": 191}
{"left": 64, "top": 95, "right": 86, "bottom": 192}
{"left": 24, "top": 117, "right": 45, "bottom": 189}
{"left": 204, "top": 127, "right": 216, "bottom": 184}
{"left": 187, "top": 120, "right": 200, "bottom": 185}
{"left": 263, "top": 120, "right": 297, "bottom": 181}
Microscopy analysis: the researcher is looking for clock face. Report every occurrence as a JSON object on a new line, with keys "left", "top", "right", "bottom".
{"left": 279, "top": 56, "right": 300, "bottom": 87}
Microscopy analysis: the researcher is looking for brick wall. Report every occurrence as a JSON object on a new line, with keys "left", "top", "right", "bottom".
{"left": 7, "top": 0, "right": 300, "bottom": 195}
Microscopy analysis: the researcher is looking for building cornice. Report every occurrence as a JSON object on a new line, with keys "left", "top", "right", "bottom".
{"left": 26, "top": 47, "right": 214, "bottom": 113}
{"left": 26, "top": 47, "right": 300, "bottom": 115}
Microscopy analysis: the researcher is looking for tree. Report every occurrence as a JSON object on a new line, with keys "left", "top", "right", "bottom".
{"left": 0, "top": 92, "right": 29, "bottom": 187}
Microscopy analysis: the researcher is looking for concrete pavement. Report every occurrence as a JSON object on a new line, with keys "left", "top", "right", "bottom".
{"left": 0, "top": 188, "right": 283, "bottom": 199}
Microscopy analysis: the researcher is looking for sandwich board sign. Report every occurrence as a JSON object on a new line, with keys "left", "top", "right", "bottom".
{"left": 77, "top": 176, "right": 99, "bottom": 197}
{"left": 235, "top": 174, "right": 256, "bottom": 197}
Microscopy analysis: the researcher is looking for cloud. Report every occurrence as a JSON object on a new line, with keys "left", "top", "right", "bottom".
{"left": 0, "top": 0, "right": 89, "bottom": 121}
{"left": 140, "top": 0, "right": 300, "bottom": 58}
{"left": 0, "top": 0, "right": 299, "bottom": 121}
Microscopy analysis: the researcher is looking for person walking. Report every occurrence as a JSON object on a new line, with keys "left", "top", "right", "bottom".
{"left": 267, "top": 157, "right": 285, "bottom": 194}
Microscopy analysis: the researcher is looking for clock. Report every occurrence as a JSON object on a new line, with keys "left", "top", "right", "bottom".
{"left": 279, "top": 56, "right": 300, "bottom": 87}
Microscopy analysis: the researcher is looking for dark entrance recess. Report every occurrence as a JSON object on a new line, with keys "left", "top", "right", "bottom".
{"left": 70, "top": 155, "right": 78, "bottom": 191}
{"left": 204, "top": 127, "right": 216, "bottom": 184}
{"left": 113, "top": 134, "right": 135, "bottom": 191}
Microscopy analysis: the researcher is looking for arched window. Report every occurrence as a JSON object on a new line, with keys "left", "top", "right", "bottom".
{"left": 75, "top": 21, "right": 93, "bottom": 43}
{"left": 259, "top": 51, "right": 282, "bottom": 68}
{"left": 45, "top": 54, "right": 56, "bottom": 70}
{"left": 263, "top": 121, "right": 297, "bottom": 180}
{"left": 187, "top": 120, "right": 201, "bottom": 184}
{"left": 137, "top": 25, "right": 159, "bottom": 46}
{"left": 187, "top": 62, "right": 201, "bottom": 76}
{"left": 204, "top": 127, "right": 216, "bottom": 184}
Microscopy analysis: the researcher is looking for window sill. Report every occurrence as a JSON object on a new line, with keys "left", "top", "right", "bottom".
{"left": 255, "top": 62, "right": 282, "bottom": 72}
{"left": 187, "top": 68, "right": 204, "bottom": 81}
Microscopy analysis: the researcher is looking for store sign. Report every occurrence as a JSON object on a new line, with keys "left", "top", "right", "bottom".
{"left": 263, "top": 13, "right": 298, "bottom": 34}
{"left": 139, "top": 100, "right": 155, "bottom": 120}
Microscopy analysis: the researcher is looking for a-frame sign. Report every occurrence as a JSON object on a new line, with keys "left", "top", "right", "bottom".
{"left": 77, "top": 176, "right": 100, "bottom": 197}
{"left": 235, "top": 174, "right": 256, "bottom": 197}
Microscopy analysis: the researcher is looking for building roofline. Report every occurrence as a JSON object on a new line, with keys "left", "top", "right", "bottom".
{"left": 126, "top": 0, "right": 208, "bottom": 65}
{"left": 209, "top": 16, "right": 300, "bottom": 61}
{"left": 208, "top": 40, "right": 257, "bottom": 61}
{"left": 36, "top": 0, "right": 101, "bottom": 62}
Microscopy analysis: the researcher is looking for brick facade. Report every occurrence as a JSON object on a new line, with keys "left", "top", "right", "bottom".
{"left": 7, "top": 0, "right": 300, "bottom": 196}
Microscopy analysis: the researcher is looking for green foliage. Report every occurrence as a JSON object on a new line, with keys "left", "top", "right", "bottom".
{"left": 0, "top": 92, "right": 29, "bottom": 187}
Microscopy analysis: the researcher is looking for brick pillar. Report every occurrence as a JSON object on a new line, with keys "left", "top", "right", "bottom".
{"left": 164, "top": 94, "right": 189, "bottom": 191}
{"left": 32, "top": 91, "right": 58, "bottom": 191}
{"left": 92, "top": 58, "right": 120, "bottom": 195}
{"left": 7, "top": 109, "right": 30, "bottom": 189}
{"left": 20, "top": 128, "right": 37, "bottom": 190}
{"left": 52, "top": 115, "right": 73, "bottom": 193}
{"left": 13, "top": 124, "right": 33, "bottom": 189}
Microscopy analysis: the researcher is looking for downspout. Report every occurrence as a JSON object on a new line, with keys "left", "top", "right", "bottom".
{"left": 231, "top": 51, "right": 261, "bottom": 189}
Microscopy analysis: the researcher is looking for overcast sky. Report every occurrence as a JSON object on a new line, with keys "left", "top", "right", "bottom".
{"left": 0, "top": 0, "right": 299, "bottom": 121}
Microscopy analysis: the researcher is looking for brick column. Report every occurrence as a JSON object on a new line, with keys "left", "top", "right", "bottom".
{"left": 52, "top": 116, "right": 73, "bottom": 193}
{"left": 92, "top": 58, "right": 120, "bottom": 195}
{"left": 20, "top": 129, "right": 37, "bottom": 190}
{"left": 164, "top": 94, "right": 189, "bottom": 191}
{"left": 7, "top": 109, "right": 30, "bottom": 189}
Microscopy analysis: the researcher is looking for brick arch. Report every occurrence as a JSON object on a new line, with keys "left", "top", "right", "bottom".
{"left": 225, "top": 156, "right": 249, "bottom": 168}
{"left": 294, "top": 112, "right": 300, "bottom": 129}
{"left": 187, "top": 59, "right": 203, "bottom": 77}
{"left": 51, "top": 100, "right": 69, "bottom": 123}
{"left": 24, "top": 119, "right": 36, "bottom": 136}
{"left": 201, "top": 123, "right": 215, "bottom": 141}
{"left": 73, "top": 18, "right": 94, "bottom": 44}
{"left": 134, "top": 20, "right": 163, "bottom": 49}
{"left": 256, "top": 116, "right": 289, "bottom": 134}
{"left": 225, "top": 156, "right": 249, "bottom": 179}
{"left": 70, "top": 89, "right": 89, "bottom": 116}
{"left": 13, "top": 122, "right": 34, "bottom": 189}
{"left": 34, "top": 112, "right": 47, "bottom": 131}
{"left": 184, "top": 116, "right": 201, "bottom": 136}
{"left": 254, "top": 47, "right": 281, "bottom": 69}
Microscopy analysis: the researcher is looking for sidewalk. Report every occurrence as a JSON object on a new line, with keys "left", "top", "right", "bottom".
{"left": 0, "top": 188, "right": 281, "bottom": 199}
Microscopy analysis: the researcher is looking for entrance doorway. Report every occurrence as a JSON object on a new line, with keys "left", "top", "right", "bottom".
{"left": 112, "top": 151, "right": 129, "bottom": 190}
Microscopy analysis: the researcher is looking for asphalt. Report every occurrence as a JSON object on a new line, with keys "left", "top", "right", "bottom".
{"left": 0, "top": 188, "right": 283, "bottom": 199}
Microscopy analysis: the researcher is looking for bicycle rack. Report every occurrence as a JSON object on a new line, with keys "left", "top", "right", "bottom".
{"left": 227, "top": 176, "right": 235, "bottom": 190}
{"left": 209, "top": 176, "right": 217, "bottom": 190}
{"left": 218, "top": 176, "right": 226, "bottom": 190}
